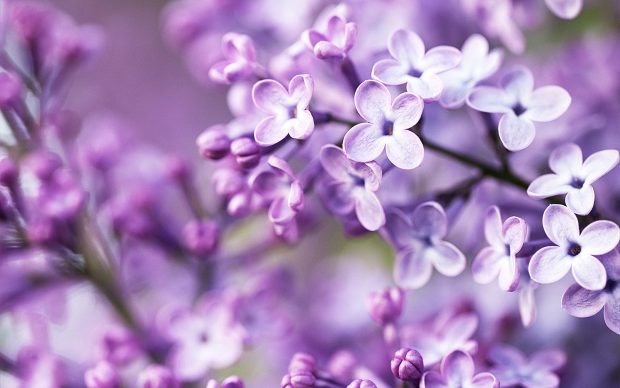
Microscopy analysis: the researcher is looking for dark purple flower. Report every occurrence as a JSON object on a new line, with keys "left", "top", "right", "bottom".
{"left": 489, "top": 345, "right": 565, "bottom": 388}
{"left": 391, "top": 348, "right": 424, "bottom": 382}
{"left": 421, "top": 350, "right": 498, "bottom": 388}
{"left": 209, "top": 33, "right": 258, "bottom": 84}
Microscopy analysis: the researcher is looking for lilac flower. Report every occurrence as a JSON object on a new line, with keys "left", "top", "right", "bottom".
{"left": 319, "top": 145, "right": 385, "bottom": 231}
{"left": 421, "top": 350, "right": 498, "bottom": 388}
{"left": 209, "top": 33, "right": 259, "bottom": 84}
{"left": 371, "top": 29, "right": 461, "bottom": 101}
{"left": 343, "top": 80, "right": 424, "bottom": 170}
{"left": 467, "top": 66, "right": 571, "bottom": 151}
{"left": 252, "top": 74, "right": 314, "bottom": 146}
{"left": 301, "top": 12, "right": 357, "bottom": 60}
{"left": 388, "top": 203, "right": 466, "bottom": 289}
{"left": 137, "top": 365, "right": 179, "bottom": 388}
{"left": 528, "top": 204, "right": 620, "bottom": 291}
{"left": 527, "top": 143, "right": 619, "bottom": 215}
{"left": 472, "top": 207, "right": 527, "bottom": 292}
{"left": 439, "top": 34, "right": 503, "bottom": 109}
{"left": 562, "top": 249, "right": 620, "bottom": 334}
{"left": 460, "top": 0, "right": 525, "bottom": 54}
{"left": 84, "top": 361, "right": 120, "bottom": 388}
{"left": 489, "top": 345, "right": 565, "bottom": 388}
{"left": 545, "top": 0, "right": 583, "bottom": 19}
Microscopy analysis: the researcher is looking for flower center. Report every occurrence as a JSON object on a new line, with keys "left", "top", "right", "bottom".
{"left": 382, "top": 119, "right": 394, "bottom": 136}
{"left": 407, "top": 68, "right": 422, "bottom": 78}
{"left": 570, "top": 177, "right": 585, "bottom": 189}
{"left": 287, "top": 105, "right": 297, "bottom": 119}
{"left": 352, "top": 175, "right": 365, "bottom": 187}
{"left": 604, "top": 279, "right": 618, "bottom": 293}
{"left": 512, "top": 102, "right": 526, "bottom": 116}
{"left": 568, "top": 242, "right": 582, "bottom": 257}
{"left": 198, "top": 331, "right": 209, "bottom": 343}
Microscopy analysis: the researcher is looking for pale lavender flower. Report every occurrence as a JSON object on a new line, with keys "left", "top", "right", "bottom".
{"left": 545, "top": 0, "right": 583, "bottom": 19}
{"left": 319, "top": 145, "right": 385, "bottom": 231}
{"left": 209, "top": 33, "right": 259, "bottom": 84}
{"left": 301, "top": 10, "right": 357, "bottom": 60}
{"left": 562, "top": 249, "right": 620, "bottom": 334}
{"left": 439, "top": 34, "right": 503, "bottom": 109}
{"left": 371, "top": 29, "right": 461, "bottom": 101}
{"left": 472, "top": 207, "right": 527, "bottom": 292}
{"left": 421, "top": 350, "right": 498, "bottom": 388}
{"left": 343, "top": 80, "right": 424, "bottom": 170}
{"left": 467, "top": 66, "right": 571, "bottom": 151}
{"left": 489, "top": 345, "right": 565, "bottom": 388}
{"left": 528, "top": 204, "right": 620, "bottom": 290}
{"left": 527, "top": 143, "right": 619, "bottom": 215}
{"left": 252, "top": 74, "right": 314, "bottom": 146}
{"left": 388, "top": 203, "right": 466, "bottom": 289}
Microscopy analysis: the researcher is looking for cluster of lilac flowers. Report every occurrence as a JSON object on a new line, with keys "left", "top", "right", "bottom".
{"left": 1, "top": 0, "right": 620, "bottom": 387}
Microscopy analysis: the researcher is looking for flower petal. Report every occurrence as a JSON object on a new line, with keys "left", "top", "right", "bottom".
{"left": 579, "top": 220, "right": 620, "bottom": 255}
{"left": 524, "top": 86, "right": 571, "bottom": 122}
{"left": 252, "top": 79, "right": 288, "bottom": 113}
{"left": 561, "top": 283, "right": 606, "bottom": 317}
{"left": 407, "top": 72, "right": 444, "bottom": 101}
{"left": 472, "top": 247, "right": 503, "bottom": 285}
{"left": 603, "top": 296, "right": 620, "bottom": 335}
{"left": 498, "top": 113, "right": 536, "bottom": 151}
{"left": 431, "top": 241, "right": 466, "bottom": 277}
{"left": 503, "top": 216, "right": 528, "bottom": 254}
{"left": 394, "top": 247, "right": 434, "bottom": 289}
{"left": 528, "top": 246, "right": 571, "bottom": 284}
{"left": 544, "top": 0, "right": 583, "bottom": 19}
{"left": 421, "top": 371, "right": 448, "bottom": 388}
{"left": 523, "top": 371, "right": 560, "bottom": 388}
{"left": 320, "top": 145, "right": 353, "bottom": 182}
{"left": 565, "top": 186, "right": 594, "bottom": 216}
{"left": 354, "top": 80, "right": 391, "bottom": 123}
{"left": 530, "top": 350, "right": 566, "bottom": 372}
{"left": 388, "top": 29, "right": 425, "bottom": 67}
{"left": 371, "top": 59, "right": 410, "bottom": 85}
{"left": 343, "top": 123, "right": 386, "bottom": 163}
{"left": 288, "top": 74, "right": 314, "bottom": 107}
{"left": 519, "top": 284, "right": 537, "bottom": 327}
{"left": 498, "top": 256, "right": 520, "bottom": 292}
{"left": 289, "top": 110, "right": 315, "bottom": 140}
{"left": 484, "top": 206, "right": 504, "bottom": 251}
{"left": 442, "top": 350, "right": 474, "bottom": 386}
{"left": 385, "top": 129, "right": 424, "bottom": 170}
{"left": 488, "top": 345, "right": 527, "bottom": 367}
{"left": 438, "top": 76, "right": 470, "bottom": 109}
{"left": 527, "top": 174, "right": 571, "bottom": 198}
{"left": 582, "top": 149, "right": 619, "bottom": 185}
{"left": 353, "top": 190, "right": 386, "bottom": 231}
{"left": 422, "top": 46, "right": 461, "bottom": 74}
{"left": 599, "top": 249, "right": 620, "bottom": 279}
{"left": 542, "top": 204, "right": 579, "bottom": 246}
{"left": 470, "top": 373, "right": 499, "bottom": 388}
{"left": 572, "top": 254, "right": 606, "bottom": 291}
{"left": 254, "top": 116, "right": 289, "bottom": 146}
{"left": 500, "top": 66, "right": 533, "bottom": 101}
{"left": 392, "top": 92, "right": 424, "bottom": 130}
{"left": 412, "top": 201, "right": 447, "bottom": 238}
{"left": 549, "top": 143, "right": 582, "bottom": 176}
{"left": 466, "top": 86, "right": 512, "bottom": 113}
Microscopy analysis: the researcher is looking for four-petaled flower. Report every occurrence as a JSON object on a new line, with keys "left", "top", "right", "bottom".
{"left": 252, "top": 74, "right": 314, "bottom": 146}
{"left": 472, "top": 206, "right": 527, "bottom": 292}
{"left": 467, "top": 66, "right": 571, "bottom": 151}
{"left": 439, "top": 34, "right": 503, "bottom": 109}
{"left": 387, "top": 202, "right": 466, "bottom": 289}
{"left": 528, "top": 143, "right": 619, "bottom": 215}
{"left": 209, "top": 33, "right": 258, "bottom": 84}
{"left": 421, "top": 350, "right": 498, "bottom": 388}
{"left": 343, "top": 80, "right": 424, "bottom": 170}
{"left": 528, "top": 204, "right": 620, "bottom": 291}
{"left": 372, "top": 29, "right": 461, "bottom": 101}
{"left": 489, "top": 345, "right": 565, "bottom": 388}
{"left": 545, "top": 0, "right": 583, "bottom": 19}
{"left": 301, "top": 12, "right": 357, "bottom": 60}
{"left": 562, "top": 249, "right": 620, "bottom": 335}
{"left": 319, "top": 145, "right": 385, "bottom": 231}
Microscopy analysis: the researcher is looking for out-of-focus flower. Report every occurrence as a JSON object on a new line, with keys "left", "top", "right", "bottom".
{"left": 467, "top": 66, "right": 571, "bottom": 151}
{"left": 366, "top": 286, "right": 404, "bottom": 325}
{"left": 137, "top": 364, "right": 180, "bottom": 388}
{"left": 347, "top": 379, "right": 377, "bottom": 388}
{"left": 421, "top": 350, "right": 498, "bottom": 388}
{"left": 371, "top": 29, "right": 461, "bottom": 101}
{"left": 343, "top": 80, "right": 424, "bottom": 170}
{"left": 84, "top": 361, "right": 121, "bottom": 388}
{"left": 439, "top": 34, "right": 503, "bottom": 109}
{"left": 472, "top": 206, "right": 527, "bottom": 292}
{"left": 529, "top": 204, "right": 620, "bottom": 290}
{"left": 460, "top": 0, "right": 525, "bottom": 54}
{"left": 207, "top": 376, "right": 245, "bottom": 388}
{"left": 182, "top": 219, "right": 219, "bottom": 256}
{"left": 209, "top": 33, "right": 259, "bottom": 84}
{"left": 301, "top": 8, "right": 357, "bottom": 60}
{"left": 489, "top": 345, "right": 565, "bottom": 388}
{"left": 197, "top": 125, "right": 232, "bottom": 160}
{"left": 391, "top": 348, "right": 424, "bottom": 382}
{"left": 544, "top": 0, "right": 583, "bottom": 19}
{"left": 528, "top": 143, "right": 619, "bottom": 215}
{"left": 387, "top": 203, "right": 466, "bottom": 289}
{"left": 252, "top": 74, "right": 314, "bottom": 146}
{"left": 319, "top": 145, "right": 385, "bottom": 231}
{"left": 562, "top": 249, "right": 620, "bottom": 334}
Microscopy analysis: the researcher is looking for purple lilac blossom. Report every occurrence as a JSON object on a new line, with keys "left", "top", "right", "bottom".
{"left": 489, "top": 345, "right": 565, "bottom": 388}
{"left": 301, "top": 6, "right": 357, "bottom": 60}
{"left": 421, "top": 350, "right": 498, "bottom": 388}
{"left": 209, "top": 33, "right": 259, "bottom": 84}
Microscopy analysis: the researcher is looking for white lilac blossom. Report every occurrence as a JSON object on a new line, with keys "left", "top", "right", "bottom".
{"left": 439, "top": 34, "right": 503, "bottom": 109}
{"left": 252, "top": 74, "right": 314, "bottom": 146}
{"left": 371, "top": 29, "right": 461, "bottom": 101}
{"left": 467, "top": 66, "right": 571, "bottom": 151}
{"left": 421, "top": 350, "right": 498, "bottom": 388}
{"left": 343, "top": 80, "right": 424, "bottom": 170}
{"left": 472, "top": 206, "right": 527, "bottom": 292}
{"left": 562, "top": 250, "right": 620, "bottom": 334}
{"left": 319, "top": 145, "right": 385, "bottom": 231}
{"left": 529, "top": 204, "right": 620, "bottom": 291}
{"left": 387, "top": 202, "right": 466, "bottom": 289}
{"left": 528, "top": 143, "right": 619, "bottom": 215}
{"left": 489, "top": 345, "right": 565, "bottom": 388}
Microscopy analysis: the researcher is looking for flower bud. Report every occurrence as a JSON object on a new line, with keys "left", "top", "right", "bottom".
{"left": 197, "top": 126, "right": 230, "bottom": 160}
{"left": 327, "top": 351, "right": 356, "bottom": 382}
{"left": 227, "top": 191, "right": 253, "bottom": 217}
{"left": 182, "top": 219, "right": 219, "bottom": 256}
{"left": 138, "top": 365, "right": 179, "bottom": 388}
{"left": 221, "top": 376, "right": 244, "bottom": 388}
{"left": 346, "top": 379, "right": 376, "bottom": 388}
{"left": 230, "top": 137, "right": 261, "bottom": 169}
{"left": 366, "top": 287, "right": 404, "bottom": 325}
{"left": 390, "top": 348, "right": 424, "bottom": 381}
{"left": 288, "top": 353, "right": 316, "bottom": 374}
{"left": 281, "top": 371, "right": 316, "bottom": 388}
{"left": 84, "top": 361, "right": 120, "bottom": 388}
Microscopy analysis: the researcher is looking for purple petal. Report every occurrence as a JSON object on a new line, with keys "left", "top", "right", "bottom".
{"left": 385, "top": 208, "right": 414, "bottom": 248}
{"left": 562, "top": 283, "right": 606, "bottom": 317}
{"left": 498, "top": 256, "right": 520, "bottom": 292}
{"left": 460, "top": 34, "right": 489, "bottom": 70}
{"left": 600, "top": 249, "right": 620, "bottom": 279}
{"left": 572, "top": 254, "right": 606, "bottom": 291}
{"left": 523, "top": 371, "right": 560, "bottom": 388}
{"left": 320, "top": 145, "right": 353, "bottom": 182}
{"left": 354, "top": 80, "right": 391, "bottom": 123}
{"left": 343, "top": 22, "right": 358, "bottom": 52}
{"left": 268, "top": 155, "right": 296, "bottom": 178}
{"left": 288, "top": 74, "right": 314, "bottom": 107}
{"left": 343, "top": 123, "right": 386, "bottom": 163}
{"left": 321, "top": 181, "right": 355, "bottom": 215}
{"left": 472, "top": 247, "right": 503, "bottom": 284}
{"left": 524, "top": 86, "right": 571, "bottom": 122}
{"left": 353, "top": 190, "right": 385, "bottom": 231}
{"left": 500, "top": 66, "right": 534, "bottom": 101}
{"left": 388, "top": 29, "right": 425, "bottom": 67}
{"left": 470, "top": 373, "right": 499, "bottom": 388}
{"left": 314, "top": 41, "right": 344, "bottom": 59}
{"left": 519, "top": 284, "right": 537, "bottom": 327}
{"left": 288, "top": 110, "right": 314, "bottom": 140}
{"left": 549, "top": 143, "right": 583, "bottom": 176}
{"left": 603, "top": 296, "right": 620, "bottom": 334}
{"left": 488, "top": 345, "right": 527, "bottom": 367}
{"left": 385, "top": 130, "right": 424, "bottom": 170}
{"left": 442, "top": 350, "right": 474, "bottom": 386}
{"left": 392, "top": 93, "right": 424, "bottom": 131}
{"left": 565, "top": 186, "right": 594, "bottom": 216}
{"left": 579, "top": 220, "right": 620, "bottom": 255}
{"left": 406, "top": 72, "right": 443, "bottom": 101}
{"left": 222, "top": 32, "right": 255, "bottom": 61}
{"left": 371, "top": 59, "right": 409, "bottom": 85}
{"left": 269, "top": 196, "right": 296, "bottom": 225}
{"left": 438, "top": 76, "right": 470, "bottom": 109}
{"left": 466, "top": 86, "right": 511, "bottom": 113}
{"left": 503, "top": 216, "right": 528, "bottom": 254}
{"left": 254, "top": 116, "right": 289, "bottom": 146}
{"left": 527, "top": 174, "right": 571, "bottom": 198}
{"left": 412, "top": 201, "right": 447, "bottom": 238}
{"left": 301, "top": 29, "right": 327, "bottom": 48}
{"left": 422, "top": 46, "right": 461, "bottom": 74}
{"left": 582, "top": 149, "right": 619, "bottom": 185}
{"left": 484, "top": 206, "right": 504, "bottom": 251}
{"left": 542, "top": 204, "right": 579, "bottom": 246}
{"left": 252, "top": 79, "right": 289, "bottom": 113}
{"left": 544, "top": 0, "right": 583, "bottom": 19}
{"left": 498, "top": 113, "right": 536, "bottom": 151}
{"left": 431, "top": 241, "right": 466, "bottom": 277}
{"left": 530, "top": 350, "right": 566, "bottom": 371}
{"left": 442, "top": 313, "right": 478, "bottom": 347}
{"left": 353, "top": 161, "right": 382, "bottom": 192}
{"left": 421, "top": 371, "right": 448, "bottom": 388}
{"left": 288, "top": 181, "right": 304, "bottom": 212}
{"left": 528, "top": 246, "right": 571, "bottom": 284}
{"left": 394, "top": 247, "right": 434, "bottom": 289}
